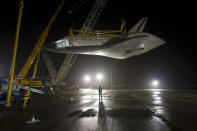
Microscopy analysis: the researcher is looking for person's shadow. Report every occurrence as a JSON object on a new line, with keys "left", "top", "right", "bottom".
{"left": 97, "top": 101, "right": 107, "bottom": 131}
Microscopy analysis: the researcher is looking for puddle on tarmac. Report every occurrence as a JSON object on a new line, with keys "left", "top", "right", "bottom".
{"left": 80, "top": 109, "right": 97, "bottom": 117}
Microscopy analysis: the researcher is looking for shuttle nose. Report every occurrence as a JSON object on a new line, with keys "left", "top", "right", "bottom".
{"left": 54, "top": 37, "right": 70, "bottom": 49}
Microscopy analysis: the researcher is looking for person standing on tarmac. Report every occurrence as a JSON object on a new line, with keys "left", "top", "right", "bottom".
{"left": 21, "top": 88, "right": 30, "bottom": 110}
{"left": 98, "top": 85, "right": 102, "bottom": 101}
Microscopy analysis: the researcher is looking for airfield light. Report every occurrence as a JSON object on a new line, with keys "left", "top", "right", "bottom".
{"left": 152, "top": 80, "right": 159, "bottom": 88}
{"left": 96, "top": 73, "right": 103, "bottom": 81}
{"left": 84, "top": 75, "right": 91, "bottom": 82}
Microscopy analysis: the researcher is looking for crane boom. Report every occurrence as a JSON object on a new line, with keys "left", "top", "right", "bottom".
{"left": 6, "top": 0, "right": 24, "bottom": 105}
{"left": 18, "top": 0, "right": 65, "bottom": 78}
{"left": 81, "top": 0, "right": 108, "bottom": 31}
{"left": 41, "top": 50, "right": 57, "bottom": 82}
{"left": 55, "top": 0, "right": 108, "bottom": 84}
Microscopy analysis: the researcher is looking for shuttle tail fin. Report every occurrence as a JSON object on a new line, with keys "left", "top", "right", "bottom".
{"left": 128, "top": 17, "right": 148, "bottom": 33}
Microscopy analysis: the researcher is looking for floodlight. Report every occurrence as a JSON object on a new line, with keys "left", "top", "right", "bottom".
{"left": 152, "top": 80, "right": 159, "bottom": 87}
{"left": 84, "top": 75, "right": 91, "bottom": 82}
{"left": 96, "top": 73, "right": 103, "bottom": 81}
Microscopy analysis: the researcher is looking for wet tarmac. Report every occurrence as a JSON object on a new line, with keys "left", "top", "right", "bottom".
{"left": 1, "top": 89, "right": 197, "bottom": 131}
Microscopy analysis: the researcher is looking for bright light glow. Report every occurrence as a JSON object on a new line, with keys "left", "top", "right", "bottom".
{"left": 153, "top": 91, "right": 160, "bottom": 95}
{"left": 153, "top": 100, "right": 162, "bottom": 105}
{"left": 96, "top": 73, "right": 103, "bottom": 81}
{"left": 84, "top": 75, "right": 91, "bottom": 82}
{"left": 96, "top": 51, "right": 105, "bottom": 56}
{"left": 81, "top": 99, "right": 91, "bottom": 103}
{"left": 152, "top": 80, "right": 159, "bottom": 87}
{"left": 154, "top": 96, "right": 161, "bottom": 100}
{"left": 82, "top": 95, "right": 92, "bottom": 99}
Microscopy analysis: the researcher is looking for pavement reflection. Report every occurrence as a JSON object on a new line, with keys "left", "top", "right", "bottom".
{"left": 152, "top": 90, "right": 163, "bottom": 115}
{"left": 3, "top": 89, "right": 197, "bottom": 131}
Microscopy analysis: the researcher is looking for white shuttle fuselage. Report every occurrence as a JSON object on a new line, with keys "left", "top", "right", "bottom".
{"left": 46, "top": 18, "right": 165, "bottom": 59}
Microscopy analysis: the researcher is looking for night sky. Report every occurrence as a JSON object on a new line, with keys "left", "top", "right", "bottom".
{"left": 0, "top": 0, "right": 196, "bottom": 88}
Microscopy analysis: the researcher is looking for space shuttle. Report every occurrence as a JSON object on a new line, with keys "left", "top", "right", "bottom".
{"left": 45, "top": 18, "right": 165, "bottom": 59}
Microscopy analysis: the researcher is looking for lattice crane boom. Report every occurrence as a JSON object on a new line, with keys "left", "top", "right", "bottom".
{"left": 55, "top": 0, "right": 108, "bottom": 84}
{"left": 41, "top": 50, "right": 57, "bottom": 83}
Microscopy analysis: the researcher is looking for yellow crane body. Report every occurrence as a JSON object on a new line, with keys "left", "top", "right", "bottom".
{"left": 6, "top": 0, "right": 24, "bottom": 105}
{"left": 18, "top": 0, "right": 64, "bottom": 79}
{"left": 15, "top": 0, "right": 65, "bottom": 86}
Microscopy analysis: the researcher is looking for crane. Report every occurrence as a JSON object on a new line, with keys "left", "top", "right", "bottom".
{"left": 6, "top": 0, "right": 65, "bottom": 104}
{"left": 54, "top": 0, "right": 108, "bottom": 85}
{"left": 6, "top": 0, "right": 24, "bottom": 105}
{"left": 16, "top": 0, "right": 65, "bottom": 85}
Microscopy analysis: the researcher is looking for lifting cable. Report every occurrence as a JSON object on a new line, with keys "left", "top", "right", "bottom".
{"left": 68, "top": 0, "right": 87, "bottom": 14}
